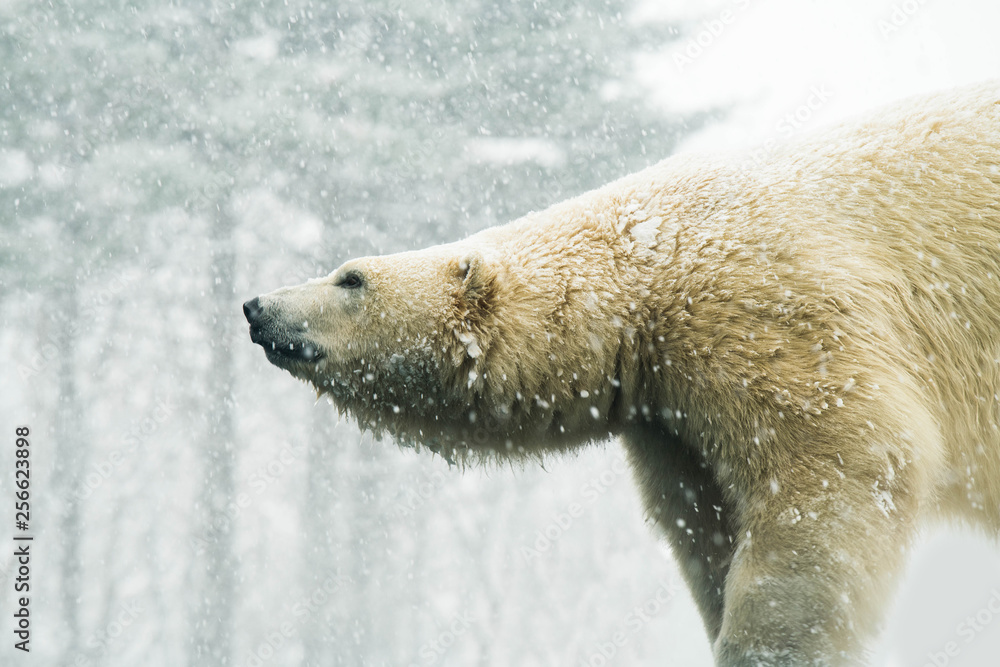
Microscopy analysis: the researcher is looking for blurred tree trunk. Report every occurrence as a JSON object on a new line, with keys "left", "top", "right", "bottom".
{"left": 353, "top": 440, "right": 386, "bottom": 664}
{"left": 53, "top": 221, "right": 87, "bottom": 660}
{"left": 188, "top": 200, "right": 238, "bottom": 666}
{"left": 301, "top": 405, "right": 342, "bottom": 667}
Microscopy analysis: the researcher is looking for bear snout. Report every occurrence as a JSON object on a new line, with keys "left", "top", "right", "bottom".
{"left": 243, "top": 296, "right": 324, "bottom": 364}
{"left": 243, "top": 297, "right": 264, "bottom": 324}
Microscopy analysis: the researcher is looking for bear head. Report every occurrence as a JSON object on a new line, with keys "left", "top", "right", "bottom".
{"left": 245, "top": 229, "right": 629, "bottom": 463}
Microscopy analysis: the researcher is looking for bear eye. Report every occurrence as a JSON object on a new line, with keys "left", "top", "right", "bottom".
{"left": 337, "top": 272, "right": 364, "bottom": 289}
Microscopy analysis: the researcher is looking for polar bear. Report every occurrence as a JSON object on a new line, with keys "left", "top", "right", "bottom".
{"left": 244, "top": 81, "right": 1000, "bottom": 665}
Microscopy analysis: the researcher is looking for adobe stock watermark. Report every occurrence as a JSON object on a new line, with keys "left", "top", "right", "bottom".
{"left": 519, "top": 456, "right": 630, "bottom": 562}
{"left": 673, "top": 0, "right": 753, "bottom": 73}
{"left": 190, "top": 440, "right": 308, "bottom": 555}
{"left": 50, "top": 63, "right": 239, "bottom": 211}
{"left": 410, "top": 611, "right": 474, "bottom": 666}
{"left": 247, "top": 441, "right": 308, "bottom": 496}
{"left": 66, "top": 599, "right": 145, "bottom": 666}
{"left": 240, "top": 574, "right": 352, "bottom": 667}
{"left": 394, "top": 469, "right": 448, "bottom": 518}
{"left": 68, "top": 72, "right": 172, "bottom": 161}
{"left": 579, "top": 579, "right": 681, "bottom": 667}
{"left": 738, "top": 84, "right": 834, "bottom": 172}
{"left": 193, "top": 162, "right": 237, "bottom": 210}
{"left": 18, "top": 271, "right": 139, "bottom": 381}
{"left": 67, "top": 395, "right": 176, "bottom": 503}
{"left": 877, "top": 0, "right": 931, "bottom": 39}
{"left": 922, "top": 589, "right": 1000, "bottom": 667}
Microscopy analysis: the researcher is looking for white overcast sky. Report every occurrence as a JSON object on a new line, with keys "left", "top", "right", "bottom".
{"left": 633, "top": 0, "right": 1000, "bottom": 153}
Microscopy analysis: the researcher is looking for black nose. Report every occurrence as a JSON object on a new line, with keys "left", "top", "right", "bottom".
{"left": 243, "top": 297, "right": 263, "bottom": 323}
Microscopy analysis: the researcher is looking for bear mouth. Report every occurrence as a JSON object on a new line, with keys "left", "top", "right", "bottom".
{"left": 249, "top": 326, "right": 325, "bottom": 364}
{"left": 244, "top": 296, "right": 324, "bottom": 366}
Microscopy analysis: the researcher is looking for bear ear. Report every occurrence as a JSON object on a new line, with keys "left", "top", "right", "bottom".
{"left": 454, "top": 251, "right": 495, "bottom": 301}
{"left": 448, "top": 251, "right": 498, "bottom": 359}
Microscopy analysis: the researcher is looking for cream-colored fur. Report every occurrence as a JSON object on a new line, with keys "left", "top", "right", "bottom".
{"left": 245, "top": 81, "right": 1000, "bottom": 665}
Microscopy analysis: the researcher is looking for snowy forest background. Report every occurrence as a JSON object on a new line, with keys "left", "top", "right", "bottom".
{"left": 2, "top": 0, "right": 1000, "bottom": 666}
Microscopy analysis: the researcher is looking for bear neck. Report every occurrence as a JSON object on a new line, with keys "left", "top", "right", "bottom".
{"left": 432, "top": 170, "right": 720, "bottom": 460}
{"left": 462, "top": 158, "right": 765, "bottom": 470}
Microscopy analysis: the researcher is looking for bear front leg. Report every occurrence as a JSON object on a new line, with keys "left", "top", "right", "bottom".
{"left": 712, "top": 449, "right": 925, "bottom": 667}
{"left": 623, "top": 424, "right": 736, "bottom": 642}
